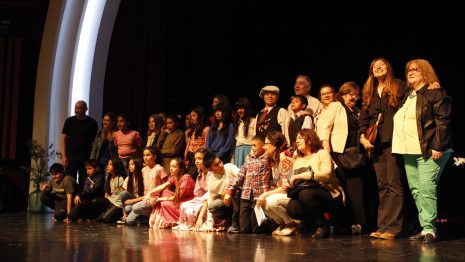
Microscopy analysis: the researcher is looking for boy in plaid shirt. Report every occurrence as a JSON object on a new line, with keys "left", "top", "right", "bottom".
{"left": 224, "top": 134, "right": 271, "bottom": 233}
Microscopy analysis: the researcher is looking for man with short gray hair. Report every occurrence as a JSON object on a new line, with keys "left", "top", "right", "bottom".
{"left": 288, "top": 75, "right": 323, "bottom": 117}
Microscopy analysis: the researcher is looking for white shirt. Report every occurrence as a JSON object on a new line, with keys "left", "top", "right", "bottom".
{"left": 288, "top": 95, "right": 323, "bottom": 117}
{"left": 290, "top": 110, "right": 314, "bottom": 130}
{"left": 235, "top": 118, "right": 257, "bottom": 146}
{"left": 392, "top": 93, "right": 422, "bottom": 154}
{"left": 207, "top": 163, "right": 239, "bottom": 203}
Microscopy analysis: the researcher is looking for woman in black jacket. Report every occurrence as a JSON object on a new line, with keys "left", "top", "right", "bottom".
{"left": 392, "top": 59, "right": 452, "bottom": 243}
{"left": 359, "top": 58, "right": 408, "bottom": 240}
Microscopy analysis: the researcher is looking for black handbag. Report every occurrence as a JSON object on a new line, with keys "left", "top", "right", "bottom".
{"left": 286, "top": 166, "right": 321, "bottom": 199}
{"left": 287, "top": 179, "right": 321, "bottom": 199}
{"left": 336, "top": 146, "right": 366, "bottom": 170}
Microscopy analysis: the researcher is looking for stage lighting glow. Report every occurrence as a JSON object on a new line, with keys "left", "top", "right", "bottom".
{"left": 70, "top": 0, "right": 106, "bottom": 115}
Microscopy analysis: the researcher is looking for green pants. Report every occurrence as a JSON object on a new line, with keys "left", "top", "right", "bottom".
{"left": 403, "top": 152, "right": 451, "bottom": 234}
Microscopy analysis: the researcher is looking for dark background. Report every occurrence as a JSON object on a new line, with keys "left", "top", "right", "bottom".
{"left": 104, "top": 1, "right": 465, "bottom": 155}
{"left": 1, "top": 0, "right": 465, "bottom": 229}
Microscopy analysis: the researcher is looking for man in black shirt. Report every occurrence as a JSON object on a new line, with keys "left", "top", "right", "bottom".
{"left": 61, "top": 100, "right": 98, "bottom": 190}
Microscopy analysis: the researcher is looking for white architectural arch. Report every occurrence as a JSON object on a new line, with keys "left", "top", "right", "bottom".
{"left": 31, "top": 0, "right": 121, "bottom": 190}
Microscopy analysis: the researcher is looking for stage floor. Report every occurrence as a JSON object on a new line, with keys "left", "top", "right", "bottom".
{"left": 0, "top": 212, "right": 464, "bottom": 261}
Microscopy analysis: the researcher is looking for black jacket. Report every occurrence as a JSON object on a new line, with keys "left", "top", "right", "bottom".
{"left": 77, "top": 173, "right": 105, "bottom": 199}
{"left": 359, "top": 79, "right": 409, "bottom": 143}
{"left": 400, "top": 85, "right": 452, "bottom": 157}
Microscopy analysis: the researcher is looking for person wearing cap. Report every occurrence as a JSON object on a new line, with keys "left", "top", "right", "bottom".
{"left": 256, "top": 85, "right": 290, "bottom": 145}
{"left": 288, "top": 75, "right": 323, "bottom": 117}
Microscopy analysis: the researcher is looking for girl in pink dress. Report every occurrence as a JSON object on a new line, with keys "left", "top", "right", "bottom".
{"left": 174, "top": 149, "right": 210, "bottom": 231}
{"left": 149, "top": 158, "right": 195, "bottom": 228}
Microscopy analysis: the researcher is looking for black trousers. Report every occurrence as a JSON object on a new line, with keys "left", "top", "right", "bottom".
{"left": 231, "top": 190, "right": 241, "bottom": 228}
{"left": 92, "top": 197, "right": 122, "bottom": 223}
{"left": 40, "top": 193, "right": 68, "bottom": 221}
{"left": 372, "top": 143, "right": 404, "bottom": 235}
{"left": 68, "top": 199, "right": 99, "bottom": 221}
{"left": 239, "top": 199, "right": 258, "bottom": 233}
{"left": 332, "top": 153, "right": 366, "bottom": 226}
{"left": 287, "top": 187, "right": 341, "bottom": 229}
{"left": 66, "top": 154, "right": 87, "bottom": 191}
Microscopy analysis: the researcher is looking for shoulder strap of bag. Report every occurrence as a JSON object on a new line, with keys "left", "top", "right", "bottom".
{"left": 375, "top": 113, "right": 382, "bottom": 126}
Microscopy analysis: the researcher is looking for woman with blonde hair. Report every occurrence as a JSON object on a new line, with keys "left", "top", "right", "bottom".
{"left": 392, "top": 59, "right": 452, "bottom": 243}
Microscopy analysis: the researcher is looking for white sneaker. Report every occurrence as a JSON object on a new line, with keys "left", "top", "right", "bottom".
{"left": 272, "top": 226, "right": 284, "bottom": 235}
{"left": 179, "top": 225, "right": 193, "bottom": 231}
{"left": 278, "top": 225, "right": 297, "bottom": 236}
{"left": 117, "top": 220, "right": 126, "bottom": 225}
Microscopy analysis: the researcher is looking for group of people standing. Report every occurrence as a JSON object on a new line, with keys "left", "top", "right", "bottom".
{"left": 359, "top": 58, "right": 452, "bottom": 243}
{"left": 40, "top": 58, "right": 452, "bottom": 243}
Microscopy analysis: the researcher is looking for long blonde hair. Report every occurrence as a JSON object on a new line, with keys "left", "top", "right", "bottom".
{"left": 405, "top": 59, "right": 440, "bottom": 87}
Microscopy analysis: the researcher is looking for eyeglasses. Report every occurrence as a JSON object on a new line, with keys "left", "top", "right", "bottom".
{"left": 407, "top": 67, "right": 421, "bottom": 73}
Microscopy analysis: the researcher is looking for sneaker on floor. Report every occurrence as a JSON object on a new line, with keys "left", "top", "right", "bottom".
{"left": 351, "top": 224, "right": 362, "bottom": 235}
{"left": 423, "top": 233, "right": 437, "bottom": 243}
{"left": 272, "top": 226, "right": 284, "bottom": 235}
{"left": 179, "top": 225, "right": 193, "bottom": 231}
{"left": 278, "top": 225, "right": 297, "bottom": 236}
{"left": 409, "top": 231, "right": 425, "bottom": 241}
{"left": 311, "top": 226, "right": 329, "bottom": 239}
{"left": 117, "top": 220, "right": 126, "bottom": 225}
{"left": 227, "top": 225, "right": 240, "bottom": 233}
{"left": 199, "top": 224, "right": 215, "bottom": 232}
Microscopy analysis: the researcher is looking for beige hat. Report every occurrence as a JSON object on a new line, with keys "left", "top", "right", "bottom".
{"left": 259, "top": 85, "right": 280, "bottom": 98}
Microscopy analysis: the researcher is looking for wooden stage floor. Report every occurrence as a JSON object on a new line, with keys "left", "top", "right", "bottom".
{"left": 1, "top": 212, "right": 464, "bottom": 261}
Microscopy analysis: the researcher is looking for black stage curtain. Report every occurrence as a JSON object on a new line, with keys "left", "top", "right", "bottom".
{"left": 0, "top": 37, "right": 21, "bottom": 160}
{"left": 103, "top": 0, "right": 167, "bottom": 134}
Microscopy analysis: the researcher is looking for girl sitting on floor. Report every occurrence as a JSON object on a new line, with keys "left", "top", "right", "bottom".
{"left": 174, "top": 149, "right": 211, "bottom": 231}
{"left": 149, "top": 158, "right": 195, "bottom": 228}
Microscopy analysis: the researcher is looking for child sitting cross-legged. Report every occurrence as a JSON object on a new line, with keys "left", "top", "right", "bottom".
{"left": 117, "top": 157, "right": 145, "bottom": 225}
{"left": 92, "top": 157, "right": 125, "bottom": 223}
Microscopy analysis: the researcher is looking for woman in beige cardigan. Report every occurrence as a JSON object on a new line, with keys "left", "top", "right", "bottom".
{"left": 317, "top": 81, "right": 367, "bottom": 235}
{"left": 285, "top": 129, "right": 344, "bottom": 238}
